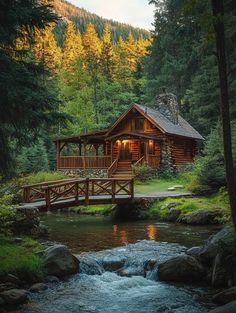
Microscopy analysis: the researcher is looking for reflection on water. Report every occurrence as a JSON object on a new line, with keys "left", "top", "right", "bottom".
{"left": 41, "top": 212, "right": 220, "bottom": 254}
{"left": 147, "top": 224, "right": 157, "bottom": 240}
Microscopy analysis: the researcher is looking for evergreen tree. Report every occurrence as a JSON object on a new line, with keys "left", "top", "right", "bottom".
{"left": 62, "top": 22, "right": 84, "bottom": 69}
{"left": 32, "top": 23, "right": 62, "bottom": 72}
{"left": 0, "top": 0, "right": 62, "bottom": 177}
{"left": 100, "top": 24, "right": 115, "bottom": 80}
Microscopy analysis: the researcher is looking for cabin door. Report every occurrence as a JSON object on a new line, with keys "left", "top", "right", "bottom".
{"left": 120, "top": 141, "right": 131, "bottom": 160}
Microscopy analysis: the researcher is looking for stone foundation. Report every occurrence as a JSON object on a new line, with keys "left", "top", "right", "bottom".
{"left": 58, "top": 168, "right": 108, "bottom": 178}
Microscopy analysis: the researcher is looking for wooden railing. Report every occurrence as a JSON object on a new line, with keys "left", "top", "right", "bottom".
{"left": 133, "top": 156, "right": 145, "bottom": 167}
{"left": 147, "top": 155, "right": 160, "bottom": 168}
{"left": 107, "top": 159, "right": 118, "bottom": 177}
{"left": 58, "top": 156, "right": 112, "bottom": 169}
{"left": 22, "top": 178, "right": 134, "bottom": 209}
{"left": 22, "top": 178, "right": 77, "bottom": 203}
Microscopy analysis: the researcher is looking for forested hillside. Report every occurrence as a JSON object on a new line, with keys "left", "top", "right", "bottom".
{"left": 53, "top": 0, "right": 150, "bottom": 44}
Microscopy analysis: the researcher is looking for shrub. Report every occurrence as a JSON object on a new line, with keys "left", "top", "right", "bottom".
{"left": 186, "top": 122, "right": 236, "bottom": 195}
{"left": 132, "top": 163, "right": 157, "bottom": 181}
{"left": 0, "top": 195, "right": 16, "bottom": 234}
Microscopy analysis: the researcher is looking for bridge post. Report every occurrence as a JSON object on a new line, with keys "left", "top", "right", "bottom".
{"left": 112, "top": 179, "right": 116, "bottom": 203}
{"left": 45, "top": 187, "right": 51, "bottom": 211}
{"left": 85, "top": 177, "right": 89, "bottom": 205}
{"left": 75, "top": 181, "right": 79, "bottom": 202}
{"left": 23, "top": 187, "right": 30, "bottom": 203}
{"left": 131, "top": 178, "right": 134, "bottom": 199}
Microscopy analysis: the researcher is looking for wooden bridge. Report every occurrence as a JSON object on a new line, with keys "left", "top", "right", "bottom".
{"left": 22, "top": 178, "right": 134, "bottom": 211}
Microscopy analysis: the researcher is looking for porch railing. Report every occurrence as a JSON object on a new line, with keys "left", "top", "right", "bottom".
{"left": 58, "top": 156, "right": 112, "bottom": 169}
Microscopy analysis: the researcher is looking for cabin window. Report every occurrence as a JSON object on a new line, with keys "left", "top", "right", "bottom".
{"left": 134, "top": 118, "right": 144, "bottom": 130}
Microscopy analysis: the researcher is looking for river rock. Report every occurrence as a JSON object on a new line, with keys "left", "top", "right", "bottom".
{"left": 209, "top": 301, "right": 236, "bottom": 313}
{"left": 167, "top": 208, "right": 181, "bottom": 222}
{"left": 186, "top": 246, "right": 201, "bottom": 257}
{"left": 199, "top": 227, "right": 235, "bottom": 265}
{"left": 0, "top": 289, "right": 28, "bottom": 305}
{"left": 102, "top": 255, "right": 126, "bottom": 271}
{"left": 45, "top": 276, "right": 60, "bottom": 283}
{"left": 157, "top": 255, "right": 205, "bottom": 283}
{"left": 213, "top": 287, "right": 236, "bottom": 305}
{"left": 29, "top": 283, "right": 48, "bottom": 293}
{"left": 0, "top": 274, "right": 20, "bottom": 286}
{"left": 0, "top": 283, "right": 18, "bottom": 292}
{"left": 44, "top": 245, "right": 79, "bottom": 277}
{"left": 180, "top": 209, "right": 222, "bottom": 225}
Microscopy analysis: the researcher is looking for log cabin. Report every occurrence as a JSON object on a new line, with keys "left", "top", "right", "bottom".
{"left": 54, "top": 93, "right": 203, "bottom": 178}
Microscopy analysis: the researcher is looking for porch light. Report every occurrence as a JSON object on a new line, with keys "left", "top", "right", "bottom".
{"left": 116, "top": 140, "right": 121, "bottom": 145}
{"left": 149, "top": 140, "right": 153, "bottom": 146}
{"left": 122, "top": 139, "right": 129, "bottom": 144}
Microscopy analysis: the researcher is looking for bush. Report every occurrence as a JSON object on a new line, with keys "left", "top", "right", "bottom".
{"left": 132, "top": 163, "right": 157, "bottom": 181}
{"left": 187, "top": 122, "right": 236, "bottom": 195}
{"left": 0, "top": 195, "right": 16, "bottom": 234}
{"left": 0, "top": 171, "right": 67, "bottom": 203}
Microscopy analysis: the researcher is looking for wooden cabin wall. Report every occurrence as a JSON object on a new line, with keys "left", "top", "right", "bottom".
{"left": 168, "top": 135, "right": 197, "bottom": 166}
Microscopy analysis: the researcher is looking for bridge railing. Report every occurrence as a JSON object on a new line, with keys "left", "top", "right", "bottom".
{"left": 22, "top": 178, "right": 134, "bottom": 209}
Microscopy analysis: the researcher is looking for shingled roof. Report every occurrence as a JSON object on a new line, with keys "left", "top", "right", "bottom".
{"left": 135, "top": 104, "right": 204, "bottom": 140}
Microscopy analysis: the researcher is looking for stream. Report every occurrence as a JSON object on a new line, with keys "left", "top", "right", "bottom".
{"left": 21, "top": 213, "right": 220, "bottom": 313}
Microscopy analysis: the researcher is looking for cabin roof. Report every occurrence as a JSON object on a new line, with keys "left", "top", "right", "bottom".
{"left": 135, "top": 104, "right": 204, "bottom": 140}
{"left": 53, "top": 103, "right": 203, "bottom": 143}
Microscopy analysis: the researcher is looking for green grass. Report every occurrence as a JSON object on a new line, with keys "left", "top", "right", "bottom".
{"left": 0, "top": 235, "right": 46, "bottom": 280}
{"left": 134, "top": 177, "right": 187, "bottom": 194}
{"left": 69, "top": 204, "right": 114, "bottom": 215}
{"left": 149, "top": 191, "right": 230, "bottom": 221}
{"left": 18, "top": 171, "right": 67, "bottom": 185}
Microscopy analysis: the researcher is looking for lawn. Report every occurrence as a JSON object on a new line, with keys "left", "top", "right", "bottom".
{"left": 134, "top": 177, "right": 187, "bottom": 194}
{"left": 0, "top": 235, "right": 45, "bottom": 279}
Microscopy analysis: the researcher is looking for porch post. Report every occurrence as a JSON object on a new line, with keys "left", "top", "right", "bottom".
{"left": 56, "top": 141, "right": 60, "bottom": 169}
{"left": 83, "top": 142, "right": 86, "bottom": 169}
{"left": 79, "top": 143, "right": 82, "bottom": 156}
{"left": 145, "top": 140, "right": 148, "bottom": 164}
{"left": 111, "top": 141, "right": 113, "bottom": 162}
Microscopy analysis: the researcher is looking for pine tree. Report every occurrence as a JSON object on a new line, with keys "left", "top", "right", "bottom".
{"left": 100, "top": 24, "right": 115, "bottom": 80}
{"left": 125, "top": 32, "right": 138, "bottom": 71}
{"left": 32, "top": 24, "right": 62, "bottom": 72}
{"left": 0, "top": 0, "right": 62, "bottom": 176}
{"left": 82, "top": 23, "right": 102, "bottom": 124}
{"left": 62, "top": 22, "right": 84, "bottom": 69}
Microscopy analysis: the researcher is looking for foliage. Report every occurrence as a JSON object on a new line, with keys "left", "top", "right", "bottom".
{"left": 70, "top": 204, "right": 114, "bottom": 215}
{"left": 149, "top": 192, "right": 230, "bottom": 221}
{"left": 181, "top": 123, "right": 236, "bottom": 194}
{"left": 0, "top": 195, "right": 16, "bottom": 234}
{"left": 0, "top": 235, "right": 45, "bottom": 280}
{"left": 146, "top": 0, "right": 236, "bottom": 137}
{"left": 132, "top": 163, "right": 157, "bottom": 181}
{"left": 0, "top": 0, "right": 64, "bottom": 177}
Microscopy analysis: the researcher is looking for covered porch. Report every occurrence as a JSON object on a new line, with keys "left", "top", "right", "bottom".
{"left": 54, "top": 131, "right": 162, "bottom": 175}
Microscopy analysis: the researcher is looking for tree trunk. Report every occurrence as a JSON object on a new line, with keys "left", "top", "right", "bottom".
{"left": 211, "top": 0, "right": 236, "bottom": 231}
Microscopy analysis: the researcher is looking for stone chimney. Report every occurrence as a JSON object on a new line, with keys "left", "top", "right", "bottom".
{"left": 155, "top": 90, "right": 179, "bottom": 125}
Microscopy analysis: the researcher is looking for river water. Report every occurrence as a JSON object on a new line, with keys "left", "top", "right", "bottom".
{"left": 21, "top": 213, "right": 219, "bottom": 313}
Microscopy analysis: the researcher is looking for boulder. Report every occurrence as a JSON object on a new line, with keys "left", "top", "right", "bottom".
{"left": 167, "top": 208, "right": 181, "bottom": 222}
{"left": 157, "top": 255, "right": 205, "bottom": 283}
{"left": 186, "top": 246, "right": 201, "bottom": 257}
{"left": 0, "top": 289, "right": 28, "bottom": 305}
{"left": 29, "top": 283, "right": 48, "bottom": 293}
{"left": 44, "top": 245, "right": 79, "bottom": 277}
{"left": 211, "top": 254, "right": 230, "bottom": 287}
{"left": 45, "top": 276, "right": 60, "bottom": 283}
{"left": 199, "top": 227, "right": 235, "bottom": 265}
{"left": 209, "top": 301, "right": 236, "bottom": 313}
{"left": 102, "top": 255, "right": 126, "bottom": 272}
{"left": 181, "top": 209, "right": 222, "bottom": 225}
{"left": 213, "top": 287, "right": 236, "bottom": 305}
{"left": 0, "top": 274, "right": 20, "bottom": 286}
{"left": 0, "top": 283, "right": 18, "bottom": 292}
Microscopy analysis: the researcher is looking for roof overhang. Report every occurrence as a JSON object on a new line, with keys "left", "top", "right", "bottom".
{"left": 106, "top": 131, "right": 163, "bottom": 142}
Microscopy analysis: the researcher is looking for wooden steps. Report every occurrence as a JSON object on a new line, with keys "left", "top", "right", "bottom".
{"left": 111, "top": 160, "right": 133, "bottom": 178}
